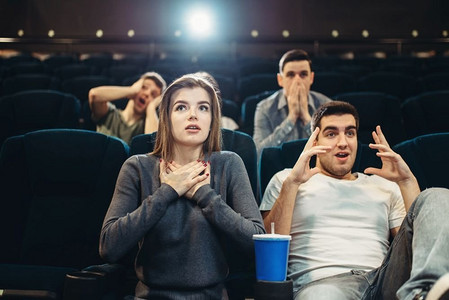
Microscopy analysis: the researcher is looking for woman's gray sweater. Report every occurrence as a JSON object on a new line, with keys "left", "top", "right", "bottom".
{"left": 100, "top": 151, "right": 265, "bottom": 298}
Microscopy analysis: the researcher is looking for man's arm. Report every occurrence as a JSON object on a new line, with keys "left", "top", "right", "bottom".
{"left": 262, "top": 176, "right": 300, "bottom": 235}
{"left": 261, "top": 128, "right": 331, "bottom": 234}
{"left": 144, "top": 96, "right": 162, "bottom": 134}
{"left": 364, "top": 125, "right": 421, "bottom": 212}
{"left": 89, "top": 79, "right": 143, "bottom": 120}
{"left": 253, "top": 96, "right": 297, "bottom": 156}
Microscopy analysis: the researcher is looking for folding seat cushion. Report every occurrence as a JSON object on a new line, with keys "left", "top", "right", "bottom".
{"left": 0, "top": 129, "right": 129, "bottom": 297}
{"left": 393, "top": 133, "right": 449, "bottom": 190}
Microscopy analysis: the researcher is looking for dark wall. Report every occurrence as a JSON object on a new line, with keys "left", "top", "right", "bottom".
{"left": 1, "top": 0, "right": 448, "bottom": 39}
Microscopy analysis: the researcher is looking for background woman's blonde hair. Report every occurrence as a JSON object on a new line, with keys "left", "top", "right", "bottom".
{"left": 152, "top": 74, "right": 222, "bottom": 161}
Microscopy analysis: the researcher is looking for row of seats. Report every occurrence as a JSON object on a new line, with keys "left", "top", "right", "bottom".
{"left": 2, "top": 53, "right": 449, "bottom": 78}
{"left": 2, "top": 53, "right": 449, "bottom": 102}
{"left": 1, "top": 128, "right": 448, "bottom": 299}
{"left": 0, "top": 128, "right": 256, "bottom": 299}
{"left": 1, "top": 63, "right": 449, "bottom": 103}
{"left": 1, "top": 88, "right": 448, "bottom": 150}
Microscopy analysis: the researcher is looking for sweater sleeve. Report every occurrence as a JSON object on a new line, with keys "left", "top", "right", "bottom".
{"left": 99, "top": 156, "right": 178, "bottom": 262}
{"left": 192, "top": 152, "right": 266, "bottom": 253}
{"left": 253, "top": 102, "right": 296, "bottom": 156}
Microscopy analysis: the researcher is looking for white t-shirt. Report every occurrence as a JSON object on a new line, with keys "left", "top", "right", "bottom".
{"left": 260, "top": 171, "right": 405, "bottom": 292}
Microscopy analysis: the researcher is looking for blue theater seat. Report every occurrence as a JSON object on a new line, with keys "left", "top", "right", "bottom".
{"left": 0, "top": 129, "right": 129, "bottom": 299}
{"left": 0, "top": 89, "right": 81, "bottom": 148}
{"left": 393, "top": 133, "right": 449, "bottom": 190}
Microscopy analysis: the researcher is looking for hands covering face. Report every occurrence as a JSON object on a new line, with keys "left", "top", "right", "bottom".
{"left": 159, "top": 159, "right": 210, "bottom": 199}
{"left": 286, "top": 79, "right": 309, "bottom": 123}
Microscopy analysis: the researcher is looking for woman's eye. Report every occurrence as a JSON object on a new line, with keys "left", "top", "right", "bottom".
{"left": 199, "top": 105, "right": 209, "bottom": 112}
{"left": 175, "top": 105, "right": 186, "bottom": 111}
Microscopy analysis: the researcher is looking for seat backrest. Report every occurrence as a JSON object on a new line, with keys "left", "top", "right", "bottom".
{"left": 55, "top": 64, "right": 94, "bottom": 80}
{"left": 334, "top": 91, "right": 407, "bottom": 146}
{"left": 0, "top": 129, "right": 129, "bottom": 268}
{"left": 1, "top": 74, "right": 61, "bottom": 95}
{"left": 103, "top": 65, "right": 143, "bottom": 85}
{"left": 222, "top": 98, "right": 241, "bottom": 125}
{"left": 60, "top": 75, "right": 112, "bottom": 105}
{"left": 43, "top": 54, "right": 78, "bottom": 72}
{"left": 0, "top": 89, "right": 81, "bottom": 147}
{"left": 357, "top": 71, "right": 420, "bottom": 101}
{"left": 401, "top": 90, "right": 449, "bottom": 139}
{"left": 393, "top": 133, "right": 449, "bottom": 190}
{"left": 212, "top": 74, "right": 237, "bottom": 101}
{"left": 238, "top": 74, "right": 279, "bottom": 102}
{"left": 419, "top": 72, "right": 449, "bottom": 92}
{"left": 240, "top": 90, "right": 277, "bottom": 136}
{"left": 313, "top": 71, "right": 357, "bottom": 97}
{"left": 130, "top": 128, "right": 259, "bottom": 203}
{"left": 10, "top": 62, "right": 46, "bottom": 76}
{"left": 259, "top": 139, "right": 381, "bottom": 198}
{"left": 81, "top": 54, "right": 113, "bottom": 75}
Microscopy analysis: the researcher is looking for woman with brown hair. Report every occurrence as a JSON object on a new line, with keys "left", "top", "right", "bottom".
{"left": 100, "top": 74, "right": 265, "bottom": 299}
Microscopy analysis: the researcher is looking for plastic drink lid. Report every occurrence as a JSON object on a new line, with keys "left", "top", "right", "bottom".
{"left": 253, "top": 234, "right": 291, "bottom": 240}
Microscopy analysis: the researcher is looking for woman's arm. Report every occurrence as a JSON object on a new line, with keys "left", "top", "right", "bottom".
{"left": 192, "top": 153, "right": 266, "bottom": 252}
{"left": 99, "top": 156, "right": 178, "bottom": 262}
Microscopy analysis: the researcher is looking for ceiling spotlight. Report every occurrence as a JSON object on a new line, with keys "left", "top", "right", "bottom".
{"left": 251, "top": 30, "right": 259, "bottom": 38}
{"left": 442, "top": 30, "right": 448, "bottom": 37}
{"left": 362, "top": 30, "right": 369, "bottom": 38}
{"left": 186, "top": 7, "right": 214, "bottom": 38}
{"left": 411, "top": 30, "right": 419, "bottom": 38}
{"left": 282, "top": 30, "right": 290, "bottom": 38}
{"left": 96, "top": 29, "right": 103, "bottom": 38}
{"left": 127, "top": 29, "right": 135, "bottom": 38}
{"left": 48, "top": 29, "right": 55, "bottom": 38}
{"left": 17, "top": 29, "right": 24, "bottom": 37}
{"left": 331, "top": 30, "right": 339, "bottom": 38}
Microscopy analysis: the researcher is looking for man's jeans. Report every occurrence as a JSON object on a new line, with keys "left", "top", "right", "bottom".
{"left": 295, "top": 188, "right": 449, "bottom": 300}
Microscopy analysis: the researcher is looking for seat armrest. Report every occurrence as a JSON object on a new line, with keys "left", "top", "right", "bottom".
{"left": 62, "top": 264, "right": 126, "bottom": 300}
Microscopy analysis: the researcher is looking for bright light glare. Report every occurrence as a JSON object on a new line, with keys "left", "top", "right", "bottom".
{"left": 187, "top": 8, "right": 214, "bottom": 38}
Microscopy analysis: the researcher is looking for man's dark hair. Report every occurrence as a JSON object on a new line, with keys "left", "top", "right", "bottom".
{"left": 311, "top": 101, "right": 360, "bottom": 131}
{"left": 279, "top": 49, "right": 312, "bottom": 74}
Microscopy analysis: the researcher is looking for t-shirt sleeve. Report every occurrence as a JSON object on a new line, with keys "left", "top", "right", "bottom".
{"left": 259, "top": 169, "right": 289, "bottom": 211}
{"left": 95, "top": 102, "right": 116, "bottom": 124}
{"left": 388, "top": 184, "right": 407, "bottom": 229}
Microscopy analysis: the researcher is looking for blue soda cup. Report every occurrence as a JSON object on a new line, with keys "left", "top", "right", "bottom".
{"left": 253, "top": 234, "right": 291, "bottom": 281}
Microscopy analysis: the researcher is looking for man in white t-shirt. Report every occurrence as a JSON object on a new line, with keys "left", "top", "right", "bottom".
{"left": 260, "top": 101, "right": 449, "bottom": 300}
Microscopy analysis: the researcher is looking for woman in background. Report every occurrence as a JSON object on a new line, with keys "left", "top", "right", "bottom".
{"left": 100, "top": 74, "right": 265, "bottom": 299}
